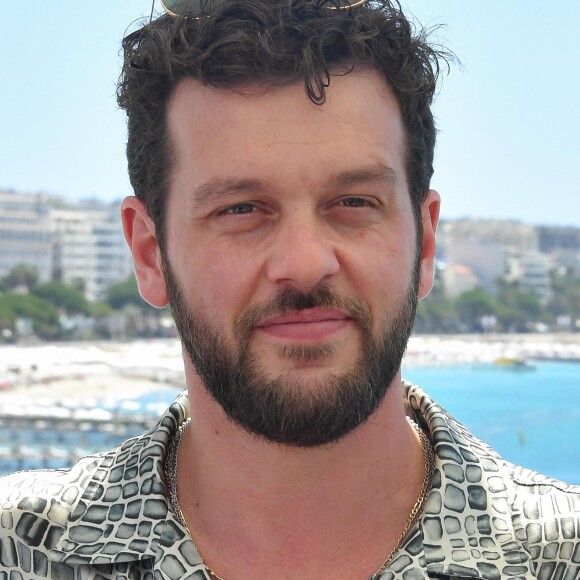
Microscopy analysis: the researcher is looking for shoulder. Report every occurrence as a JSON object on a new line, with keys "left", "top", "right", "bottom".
{"left": 0, "top": 454, "right": 105, "bottom": 551}
{"left": 0, "top": 392, "right": 186, "bottom": 578}
{"left": 405, "top": 381, "right": 580, "bottom": 575}
{"left": 508, "top": 464, "right": 580, "bottom": 547}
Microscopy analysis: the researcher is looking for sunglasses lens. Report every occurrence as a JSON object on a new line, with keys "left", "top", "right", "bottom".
{"left": 160, "top": 0, "right": 369, "bottom": 17}
{"left": 160, "top": 0, "right": 204, "bottom": 17}
{"left": 332, "top": 0, "right": 370, "bottom": 7}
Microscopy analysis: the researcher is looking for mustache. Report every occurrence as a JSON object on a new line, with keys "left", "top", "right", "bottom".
{"left": 234, "top": 284, "right": 372, "bottom": 339}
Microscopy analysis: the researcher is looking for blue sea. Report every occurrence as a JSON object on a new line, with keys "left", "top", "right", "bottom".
{"left": 402, "top": 361, "right": 580, "bottom": 485}
{"left": 1, "top": 361, "right": 579, "bottom": 484}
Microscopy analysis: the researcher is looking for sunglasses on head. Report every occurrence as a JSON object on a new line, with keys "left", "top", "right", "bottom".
{"left": 157, "top": 0, "right": 370, "bottom": 18}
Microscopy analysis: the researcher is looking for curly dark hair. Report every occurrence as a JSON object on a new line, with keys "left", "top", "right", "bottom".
{"left": 117, "top": 0, "right": 450, "bottom": 243}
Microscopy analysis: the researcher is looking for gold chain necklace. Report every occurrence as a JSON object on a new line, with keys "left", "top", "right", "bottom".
{"left": 165, "top": 416, "right": 435, "bottom": 580}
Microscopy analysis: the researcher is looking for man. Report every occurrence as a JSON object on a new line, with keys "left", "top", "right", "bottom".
{"left": 1, "top": 1, "right": 579, "bottom": 578}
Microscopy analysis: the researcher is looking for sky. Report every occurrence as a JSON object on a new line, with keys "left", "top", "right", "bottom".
{"left": 1, "top": 1, "right": 579, "bottom": 227}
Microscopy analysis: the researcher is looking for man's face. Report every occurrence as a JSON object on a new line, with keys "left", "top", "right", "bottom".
{"left": 157, "top": 70, "right": 437, "bottom": 446}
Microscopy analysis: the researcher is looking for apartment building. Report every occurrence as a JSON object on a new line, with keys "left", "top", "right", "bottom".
{"left": 505, "top": 249, "right": 553, "bottom": 303}
{"left": 437, "top": 219, "right": 555, "bottom": 301}
{"left": 0, "top": 191, "right": 54, "bottom": 283}
{"left": 0, "top": 191, "right": 132, "bottom": 301}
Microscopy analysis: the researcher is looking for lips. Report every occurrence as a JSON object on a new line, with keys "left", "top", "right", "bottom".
{"left": 254, "top": 308, "right": 352, "bottom": 341}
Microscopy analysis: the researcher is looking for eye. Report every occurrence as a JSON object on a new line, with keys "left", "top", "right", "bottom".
{"left": 212, "top": 201, "right": 273, "bottom": 234}
{"left": 337, "top": 197, "right": 375, "bottom": 208}
{"left": 328, "top": 195, "right": 383, "bottom": 228}
{"left": 219, "top": 203, "right": 258, "bottom": 215}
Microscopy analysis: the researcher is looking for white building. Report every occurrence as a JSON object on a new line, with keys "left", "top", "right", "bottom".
{"left": 0, "top": 191, "right": 132, "bottom": 301}
{"left": 505, "top": 250, "right": 553, "bottom": 303}
{"left": 441, "top": 237, "right": 505, "bottom": 293}
{"left": 0, "top": 191, "right": 54, "bottom": 282}
{"left": 441, "top": 263, "right": 480, "bottom": 298}
{"left": 91, "top": 212, "right": 133, "bottom": 300}
{"left": 51, "top": 202, "right": 133, "bottom": 301}
{"left": 438, "top": 219, "right": 553, "bottom": 300}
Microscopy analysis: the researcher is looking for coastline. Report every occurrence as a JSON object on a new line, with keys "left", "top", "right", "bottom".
{"left": 0, "top": 334, "right": 579, "bottom": 407}
{"left": 404, "top": 333, "right": 580, "bottom": 367}
{"left": 0, "top": 339, "right": 184, "bottom": 410}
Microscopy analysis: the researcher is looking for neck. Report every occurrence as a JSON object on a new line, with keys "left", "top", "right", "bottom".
{"left": 176, "top": 370, "right": 425, "bottom": 580}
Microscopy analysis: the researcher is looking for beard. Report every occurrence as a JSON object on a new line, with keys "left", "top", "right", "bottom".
{"left": 161, "top": 253, "right": 420, "bottom": 448}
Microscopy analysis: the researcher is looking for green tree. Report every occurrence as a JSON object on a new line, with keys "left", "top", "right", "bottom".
{"left": 0, "top": 293, "right": 60, "bottom": 339}
{"left": 547, "top": 267, "right": 580, "bottom": 331}
{"left": 32, "top": 282, "right": 92, "bottom": 316}
{"left": 455, "top": 287, "right": 501, "bottom": 332}
{"left": 105, "top": 274, "right": 155, "bottom": 311}
{"left": 0, "top": 264, "right": 39, "bottom": 292}
{"left": 415, "top": 295, "right": 460, "bottom": 333}
{"left": 415, "top": 265, "right": 460, "bottom": 334}
{"left": 494, "top": 279, "right": 543, "bottom": 332}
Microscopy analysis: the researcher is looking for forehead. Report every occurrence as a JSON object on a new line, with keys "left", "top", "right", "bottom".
{"left": 165, "top": 69, "right": 407, "bottom": 190}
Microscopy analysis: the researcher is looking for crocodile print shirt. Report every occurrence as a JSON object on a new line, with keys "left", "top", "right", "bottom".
{"left": 1, "top": 383, "right": 579, "bottom": 579}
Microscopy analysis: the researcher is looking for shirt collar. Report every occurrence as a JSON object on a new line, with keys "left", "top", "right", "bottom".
{"left": 404, "top": 382, "right": 530, "bottom": 579}
{"left": 51, "top": 384, "right": 528, "bottom": 576}
{"left": 50, "top": 390, "right": 204, "bottom": 568}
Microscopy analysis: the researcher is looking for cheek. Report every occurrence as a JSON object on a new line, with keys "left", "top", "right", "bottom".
{"left": 183, "top": 243, "right": 261, "bottom": 315}
{"left": 344, "top": 234, "right": 416, "bottom": 310}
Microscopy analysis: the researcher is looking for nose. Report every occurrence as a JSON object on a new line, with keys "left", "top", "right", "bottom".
{"left": 266, "top": 214, "right": 340, "bottom": 293}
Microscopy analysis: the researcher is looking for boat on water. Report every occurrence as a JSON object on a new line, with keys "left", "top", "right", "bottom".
{"left": 494, "top": 356, "right": 535, "bottom": 370}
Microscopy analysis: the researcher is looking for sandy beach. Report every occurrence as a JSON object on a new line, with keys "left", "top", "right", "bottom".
{"left": 0, "top": 339, "right": 184, "bottom": 411}
{"left": 0, "top": 334, "right": 579, "bottom": 408}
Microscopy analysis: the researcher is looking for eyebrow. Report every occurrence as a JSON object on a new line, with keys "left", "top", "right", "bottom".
{"left": 191, "top": 178, "right": 272, "bottom": 206}
{"left": 330, "top": 163, "right": 399, "bottom": 190}
{"left": 191, "top": 163, "right": 399, "bottom": 207}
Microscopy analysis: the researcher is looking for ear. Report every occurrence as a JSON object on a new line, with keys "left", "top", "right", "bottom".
{"left": 120, "top": 196, "right": 169, "bottom": 308}
{"left": 418, "top": 189, "right": 441, "bottom": 300}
